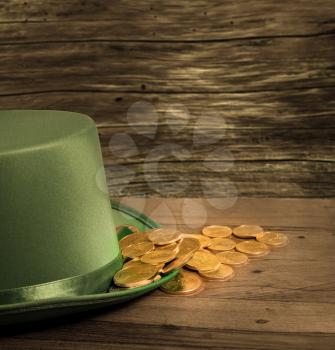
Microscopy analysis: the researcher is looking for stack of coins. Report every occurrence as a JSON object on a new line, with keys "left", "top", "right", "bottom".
{"left": 112, "top": 225, "right": 288, "bottom": 296}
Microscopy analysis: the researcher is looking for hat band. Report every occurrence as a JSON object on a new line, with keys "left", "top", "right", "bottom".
{"left": 0, "top": 253, "right": 123, "bottom": 305}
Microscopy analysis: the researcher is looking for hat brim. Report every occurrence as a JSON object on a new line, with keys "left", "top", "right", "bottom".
{"left": 0, "top": 200, "right": 179, "bottom": 326}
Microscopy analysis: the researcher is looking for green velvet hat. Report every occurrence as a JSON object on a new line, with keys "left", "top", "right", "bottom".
{"left": 0, "top": 110, "right": 177, "bottom": 326}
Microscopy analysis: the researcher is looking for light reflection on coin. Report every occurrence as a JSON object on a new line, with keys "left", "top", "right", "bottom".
{"left": 122, "top": 240, "right": 154, "bottom": 258}
{"left": 155, "top": 242, "right": 179, "bottom": 253}
{"left": 140, "top": 249, "right": 177, "bottom": 265}
{"left": 208, "top": 237, "right": 236, "bottom": 252}
{"left": 186, "top": 250, "right": 221, "bottom": 272}
{"left": 233, "top": 225, "right": 263, "bottom": 238}
{"left": 113, "top": 263, "right": 158, "bottom": 287}
{"left": 247, "top": 249, "right": 270, "bottom": 259}
{"left": 199, "top": 264, "right": 234, "bottom": 281}
{"left": 216, "top": 251, "right": 248, "bottom": 266}
{"left": 202, "top": 225, "right": 232, "bottom": 238}
{"left": 160, "top": 269, "right": 203, "bottom": 295}
{"left": 161, "top": 253, "right": 193, "bottom": 274}
{"left": 181, "top": 233, "right": 212, "bottom": 248}
{"left": 177, "top": 237, "right": 201, "bottom": 257}
{"left": 119, "top": 232, "right": 148, "bottom": 250}
{"left": 148, "top": 227, "right": 181, "bottom": 245}
{"left": 256, "top": 232, "right": 288, "bottom": 247}
{"left": 236, "top": 240, "right": 269, "bottom": 256}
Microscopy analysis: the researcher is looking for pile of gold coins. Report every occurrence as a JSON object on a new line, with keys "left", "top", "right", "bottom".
{"left": 113, "top": 225, "right": 288, "bottom": 295}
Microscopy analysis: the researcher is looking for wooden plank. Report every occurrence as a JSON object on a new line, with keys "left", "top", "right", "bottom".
{"left": 0, "top": 0, "right": 334, "bottom": 42}
{"left": 2, "top": 322, "right": 334, "bottom": 350}
{"left": 0, "top": 36, "right": 334, "bottom": 95}
{"left": 118, "top": 197, "right": 335, "bottom": 228}
{"left": 1, "top": 90, "right": 333, "bottom": 130}
{"left": 103, "top": 161, "right": 335, "bottom": 198}
{"left": 1, "top": 90, "right": 333, "bottom": 198}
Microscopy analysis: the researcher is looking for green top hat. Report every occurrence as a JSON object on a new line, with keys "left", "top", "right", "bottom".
{"left": 0, "top": 110, "right": 177, "bottom": 325}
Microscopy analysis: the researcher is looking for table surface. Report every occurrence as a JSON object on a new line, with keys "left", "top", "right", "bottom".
{"left": 1, "top": 197, "right": 334, "bottom": 349}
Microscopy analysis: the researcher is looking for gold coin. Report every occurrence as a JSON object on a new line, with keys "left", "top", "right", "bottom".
{"left": 121, "top": 259, "right": 160, "bottom": 272}
{"left": 122, "top": 259, "right": 143, "bottom": 269}
{"left": 140, "top": 249, "right": 177, "bottom": 265}
{"left": 216, "top": 251, "right": 248, "bottom": 266}
{"left": 122, "top": 259, "right": 163, "bottom": 271}
{"left": 233, "top": 225, "right": 263, "bottom": 238}
{"left": 247, "top": 249, "right": 270, "bottom": 259}
{"left": 155, "top": 242, "right": 179, "bottom": 253}
{"left": 208, "top": 237, "right": 236, "bottom": 252}
{"left": 119, "top": 279, "right": 154, "bottom": 288}
{"left": 177, "top": 237, "right": 201, "bottom": 257}
{"left": 161, "top": 253, "right": 193, "bottom": 274}
{"left": 256, "top": 232, "right": 288, "bottom": 247}
{"left": 202, "top": 225, "right": 232, "bottom": 238}
{"left": 181, "top": 233, "right": 212, "bottom": 248}
{"left": 148, "top": 227, "right": 181, "bottom": 245}
{"left": 122, "top": 240, "right": 154, "bottom": 258}
{"left": 119, "top": 232, "right": 148, "bottom": 250}
{"left": 160, "top": 269, "right": 203, "bottom": 295}
{"left": 186, "top": 250, "right": 221, "bottom": 272}
{"left": 113, "top": 263, "right": 158, "bottom": 287}
{"left": 236, "top": 240, "right": 269, "bottom": 256}
{"left": 199, "top": 264, "right": 234, "bottom": 281}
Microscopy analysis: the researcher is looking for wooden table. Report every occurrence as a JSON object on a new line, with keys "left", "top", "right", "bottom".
{"left": 1, "top": 197, "right": 334, "bottom": 349}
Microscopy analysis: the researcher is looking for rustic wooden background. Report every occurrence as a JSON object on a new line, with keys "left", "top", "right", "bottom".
{"left": 0, "top": 0, "right": 334, "bottom": 199}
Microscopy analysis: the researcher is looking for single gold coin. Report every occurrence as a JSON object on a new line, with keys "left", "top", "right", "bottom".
{"left": 122, "top": 240, "right": 154, "bottom": 258}
{"left": 113, "top": 263, "right": 158, "bottom": 287}
{"left": 122, "top": 259, "right": 163, "bottom": 272}
{"left": 155, "top": 242, "right": 179, "bottom": 253}
{"left": 247, "top": 249, "right": 270, "bottom": 259}
{"left": 177, "top": 237, "right": 201, "bottom": 257}
{"left": 119, "top": 232, "right": 148, "bottom": 250}
{"left": 119, "top": 278, "right": 154, "bottom": 288}
{"left": 186, "top": 250, "right": 221, "bottom": 272}
{"left": 161, "top": 253, "right": 194, "bottom": 274}
{"left": 202, "top": 225, "right": 232, "bottom": 238}
{"left": 199, "top": 264, "right": 234, "bottom": 281}
{"left": 216, "top": 251, "right": 248, "bottom": 266}
{"left": 208, "top": 237, "right": 236, "bottom": 252}
{"left": 233, "top": 225, "right": 263, "bottom": 238}
{"left": 140, "top": 249, "right": 177, "bottom": 265}
{"left": 160, "top": 269, "right": 203, "bottom": 295}
{"left": 147, "top": 227, "right": 181, "bottom": 245}
{"left": 236, "top": 240, "right": 269, "bottom": 256}
{"left": 122, "top": 259, "right": 144, "bottom": 269}
{"left": 256, "top": 232, "right": 288, "bottom": 247}
{"left": 181, "top": 233, "right": 212, "bottom": 248}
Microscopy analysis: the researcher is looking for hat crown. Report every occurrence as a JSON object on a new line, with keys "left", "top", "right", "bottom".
{"left": 0, "top": 110, "right": 120, "bottom": 295}
{"left": 0, "top": 110, "right": 91, "bottom": 155}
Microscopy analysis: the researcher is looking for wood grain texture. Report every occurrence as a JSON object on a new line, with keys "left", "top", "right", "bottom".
{"left": 0, "top": 0, "right": 334, "bottom": 41}
{"left": 0, "top": 37, "right": 334, "bottom": 94}
{"left": 1, "top": 90, "right": 333, "bottom": 197}
{"left": 1, "top": 197, "right": 334, "bottom": 349}
{"left": 0, "top": 0, "right": 334, "bottom": 199}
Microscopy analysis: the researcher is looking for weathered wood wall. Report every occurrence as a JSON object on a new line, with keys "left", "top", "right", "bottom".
{"left": 0, "top": 1, "right": 334, "bottom": 198}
